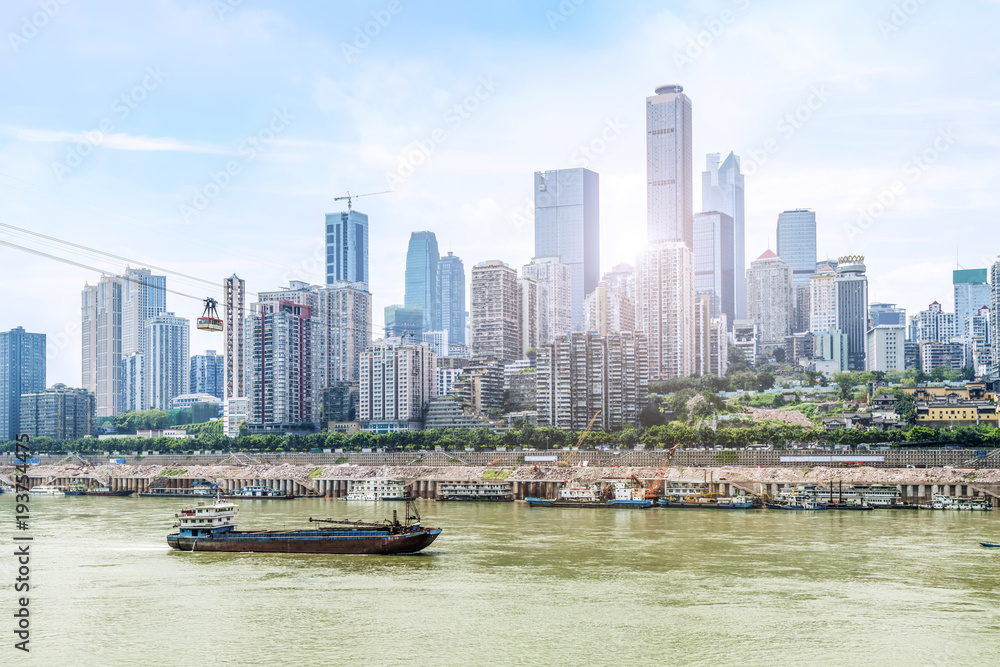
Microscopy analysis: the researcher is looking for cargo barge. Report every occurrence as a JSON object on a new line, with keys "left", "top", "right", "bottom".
{"left": 658, "top": 496, "right": 757, "bottom": 509}
{"left": 140, "top": 480, "right": 219, "bottom": 498}
{"left": 167, "top": 497, "right": 441, "bottom": 554}
{"left": 526, "top": 483, "right": 652, "bottom": 509}
{"left": 436, "top": 481, "right": 513, "bottom": 502}
{"left": 220, "top": 485, "right": 295, "bottom": 500}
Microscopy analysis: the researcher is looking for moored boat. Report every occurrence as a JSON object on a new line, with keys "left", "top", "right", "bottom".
{"left": 166, "top": 497, "right": 441, "bottom": 554}
{"left": 220, "top": 484, "right": 295, "bottom": 500}
{"left": 526, "top": 482, "right": 652, "bottom": 508}
{"left": 28, "top": 484, "right": 65, "bottom": 496}
{"left": 436, "top": 481, "right": 513, "bottom": 502}
{"left": 658, "top": 495, "right": 757, "bottom": 509}
{"left": 980, "top": 542, "right": 1000, "bottom": 548}
{"left": 344, "top": 478, "right": 406, "bottom": 501}
{"left": 140, "top": 479, "right": 220, "bottom": 498}
{"left": 81, "top": 487, "right": 134, "bottom": 497}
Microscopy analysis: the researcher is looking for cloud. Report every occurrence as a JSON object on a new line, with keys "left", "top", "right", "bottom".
{"left": 2, "top": 126, "right": 231, "bottom": 154}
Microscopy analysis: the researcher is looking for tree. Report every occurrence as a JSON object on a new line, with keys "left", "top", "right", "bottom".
{"left": 961, "top": 366, "right": 976, "bottom": 381}
{"left": 905, "top": 425, "right": 935, "bottom": 443}
{"left": 892, "top": 388, "right": 916, "bottom": 425}
{"left": 832, "top": 372, "right": 859, "bottom": 401}
{"left": 773, "top": 348, "right": 786, "bottom": 363}
{"left": 756, "top": 372, "right": 775, "bottom": 392}
{"left": 639, "top": 404, "right": 666, "bottom": 428}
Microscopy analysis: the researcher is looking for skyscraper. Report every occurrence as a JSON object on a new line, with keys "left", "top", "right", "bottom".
{"left": 0, "top": 327, "right": 46, "bottom": 441}
{"left": 646, "top": 85, "right": 693, "bottom": 247}
{"left": 358, "top": 338, "right": 436, "bottom": 425}
{"left": 404, "top": 231, "right": 439, "bottom": 333}
{"left": 326, "top": 209, "right": 369, "bottom": 287}
{"left": 916, "top": 302, "right": 956, "bottom": 343}
{"left": 692, "top": 210, "right": 735, "bottom": 321}
{"left": 637, "top": 242, "right": 695, "bottom": 379}
{"left": 384, "top": 304, "right": 423, "bottom": 339}
{"left": 534, "top": 168, "right": 600, "bottom": 331}
{"left": 776, "top": 209, "right": 817, "bottom": 293}
{"left": 82, "top": 274, "right": 123, "bottom": 417}
{"left": 954, "top": 268, "right": 990, "bottom": 331}
{"left": 249, "top": 301, "right": 314, "bottom": 427}
{"left": 746, "top": 250, "right": 794, "bottom": 352}
{"left": 835, "top": 256, "right": 869, "bottom": 372}
{"left": 702, "top": 152, "right": 746, "bottom": 318}
{"left": 470, "top": 260, "right": 521, "bottom": 363}
{"left": 809, "top": 263, "right": 838, "bottom": 333}
{"left": 521, "top": 256, "right": 573, "bottom": 344}
{"left": 317, "top": 281, "right": 372, "bottom": 386}
{"left": 992, "top": 259, "right": 1000, "bottom": 376}
{"left": 122, "top": 267, "right": 166, "bottom": 357}
{"left": 585, "top": 282, "right": 636, "bottom": 336}
{"left": 869, "top": 303, "right": 906, "bottom": 327}
{"left": 223, "top": 274, "right": 247, "bottom": 437}
{"left": 436, "top": 251, "right": 466, "bottom": 349}
{"left": 144, "top": 312, "right": 190, "bottom": 411}
{"left": 190, "top": 350, "right": 224, "bottom": 400}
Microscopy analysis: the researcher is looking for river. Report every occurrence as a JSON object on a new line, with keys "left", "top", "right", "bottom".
{"left": 4, "top": 496, "right": 1000, "bottom": 665}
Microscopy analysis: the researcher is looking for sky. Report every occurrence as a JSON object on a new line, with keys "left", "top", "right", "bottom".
{"left": 1, "top": 0, "right": 999, "bottom": 386}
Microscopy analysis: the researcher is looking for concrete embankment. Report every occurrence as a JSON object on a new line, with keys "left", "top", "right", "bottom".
{"left": 4, "top": 463, "right": 1000, "bottom": 502}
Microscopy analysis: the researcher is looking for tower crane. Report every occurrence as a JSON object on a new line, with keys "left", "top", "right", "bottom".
{"left": 333, "top": 190, "right": 393, "bottom": 211}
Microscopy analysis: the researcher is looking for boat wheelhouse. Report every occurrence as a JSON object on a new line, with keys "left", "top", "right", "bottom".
{"left": 345, "top": 478, "right": 406, "bottom": 501}
{"left": 436, "top": 481, "right": 513, "bottom": 502}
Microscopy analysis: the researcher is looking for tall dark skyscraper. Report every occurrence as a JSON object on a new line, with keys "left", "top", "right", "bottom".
{"left": 404, "top": 231, "right": 440, "bottom": 333}
{"left": 326, "top": 209, "right": 369, "bottom": 287}
{"left": 0, "top": 326, "right": 46, "bottom": 441}
{"left": 776, "top": 209, "right": 817, "bottom": 290}
{"left": 534, "top": 167, "right": 600, "bottom": 331}
{"left": 646, "top": 84, "right": 693, "bottom": 247}
{"left": 835, "top": 256, "right": 869, "bottom": 372}
{"left": 436, "top": 251, "right": 466, "bottom": 347}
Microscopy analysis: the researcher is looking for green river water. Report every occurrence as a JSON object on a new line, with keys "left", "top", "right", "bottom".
{"left": 2, "top": 496, "right": 999, "bottom": 666}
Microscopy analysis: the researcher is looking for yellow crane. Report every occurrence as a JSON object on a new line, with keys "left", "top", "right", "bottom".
{"left": 557, "top": 411, "right": 601, "bottom": 466}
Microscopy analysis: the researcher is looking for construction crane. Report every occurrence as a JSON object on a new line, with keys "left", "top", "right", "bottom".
{"left": 644, "top": 443, "right": 683, "bottom": 500}
{"left": 557, "top": 411, "right": 601, "bottom": 467}
{"left": 333, "top": 190, "right": 392, "bottom": 212}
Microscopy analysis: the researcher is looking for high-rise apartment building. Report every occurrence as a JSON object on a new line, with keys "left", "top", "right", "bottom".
{"left": 601, "top": 263, "right": 637, "bottom": 301}
{"left": 585, "top": 282, "right": 636, "bottom": 336}
{"left": 82, "top": 274, "right": 123, "bottom": 417}
{"left": 637, "top": 241, "right": 695, "bottom": 379}
{"left": 144, "top": 312, "right": 190, "bottom": 411}
{"left": 693, "top": 210, "right": 735, "bottom": 321}
{"left": 835, "top": 256, "right": 869, "bottom": 372}
{"left": 866, "top": 325, "right": 905, "bottom": 372}
{"left": 809, "top": 264, "right": 838, "bottom": 333}
{"left": 694, "top": 294, "right": 728, "bottom": 377}
{"left": 19, "top": 384, "right": 94, "bottom": 440}
{"left": 746, "top": 250, "right": 794, "bottom": 350}
{"left": 732, "top": 319, "right": 758, "bottom": 368}
{"left": 534, "top": 168, "right": 600, "bottom": 330}
{"left": 190, "top": 350, "right": 224, "bottom": 400}
{"left": 518, "top": 277, "right": 539, "bottom": 358}
{"left": 326, "top": 209, "right": 369, "bottom": 287}
{"left": 358, "top": 338, "right": 436, "bottom": 426}
{"left": 916, "top": 302, "right": 956, "bottom": 343}
{"left": 776, "top": 209, "right": 817, "bottom": 291}
{"left": 122, "top": 267, "right": 166, "bottom": 357}
{"left": 954, "top": 268, "right": 990, "bottom": 336}
{"left": 404, "top": 231, "right": 439, "bottom": 333}
{"left": 223, "top": 274, "right": 247, "bottom": 437}
{"left": 794, "top": 284, "right": 812, "bottom": 333}
{"left": 436, "top": 251, "right": 466, "bottom": 349}
{"left": 814, "top": 328, "right": 849, "bottom": 372}
{"left": 470, "top": 260, "right": 521, "bottom": 362}
{"left": 536, "top": 331, "right": 649, "bottom": 431}
{"left": 120, "top": 352, "right": 144, "bottom": 412}
{"left": 0, "top": 327, "right": 46, "bottom": 441}
{"left": 249, "top": 300, "right": 314, "bottom": 427}
{"left": 521, "top": 256, "right": 573, "bottom": 345}
{"left": 646, "top": 85, "right": 693, "bottom": 247}
{"left": 992, "top": 259, "right": 1000, "bottom": 376}
{"left": 702, "top": 152, "right": 746, "bottom": 318}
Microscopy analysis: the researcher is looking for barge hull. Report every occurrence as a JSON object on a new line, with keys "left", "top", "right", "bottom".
{"left": 525, "top": 498, "right": 652, "bottom": 508}
{"left": 167, "top": 529, "right": 441, "bottom": 554}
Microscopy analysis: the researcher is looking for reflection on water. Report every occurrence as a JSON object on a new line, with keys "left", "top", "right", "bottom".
{"left": 4, "top": 495, "right": 1000, "bottom": 665}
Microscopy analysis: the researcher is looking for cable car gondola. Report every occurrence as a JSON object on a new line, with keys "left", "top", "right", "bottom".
{"left": 197, "top": 297, "right": 223, "bottom": 332}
